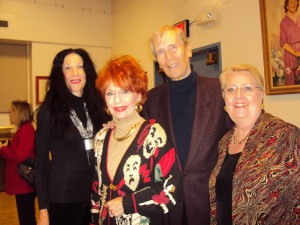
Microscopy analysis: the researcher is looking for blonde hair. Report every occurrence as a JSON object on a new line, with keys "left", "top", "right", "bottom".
{"left": 150, "top": 25, "right": 189, "bottom": 57}
{"left": 11, "top": 100, "right": 33, "bottom": 128}
{"left": 219, "top": 64, "right": 264, "bottom": 91}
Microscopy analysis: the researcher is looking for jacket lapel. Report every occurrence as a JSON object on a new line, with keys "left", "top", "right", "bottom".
{"left": 163, "top": 84, "right": 178, "bottom": 151}
{"left": 184, "top": 77, "right": 212, "bottom": 168}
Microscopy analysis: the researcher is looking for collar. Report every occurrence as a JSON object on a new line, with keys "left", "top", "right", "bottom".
{"left": 169, "top": 66, "right": 197, "bottom": 92}
{"left": 113, "top": 111, "right": 145, "bottom": 137}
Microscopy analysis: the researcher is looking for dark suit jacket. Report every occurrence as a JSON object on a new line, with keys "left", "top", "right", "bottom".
{"left": 143, "top": 74, "right": 232, "bottom": 225}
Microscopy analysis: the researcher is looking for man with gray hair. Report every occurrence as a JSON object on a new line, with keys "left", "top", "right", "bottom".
{"left": 143, "top": 25, "right": 232, "bottom": 225}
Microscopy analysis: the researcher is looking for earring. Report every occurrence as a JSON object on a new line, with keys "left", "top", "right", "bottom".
{"left": 105, "top": 107, "right": 111, "bottom": 116}
{"left": 135, "top": 101, "right": 143, "bottom": 113}
{"left": 261, "top": 101, "right": 264, "bottom": 110}
{"left": 224, "top": 106, "right": 227, "bottom": 112}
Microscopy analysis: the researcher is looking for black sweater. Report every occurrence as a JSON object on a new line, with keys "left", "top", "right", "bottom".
{"left": 35, "top": 94, "right": 97, "bottom": 209}
{"left": 169, "top": 71, "right": 197, "bottom": 166}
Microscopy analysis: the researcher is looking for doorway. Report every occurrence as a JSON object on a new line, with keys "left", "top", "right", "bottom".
{"left": 0, "top": 43, "right": 29, "bottom": 112}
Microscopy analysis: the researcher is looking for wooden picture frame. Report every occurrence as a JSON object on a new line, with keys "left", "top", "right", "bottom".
{"left": 36, "top": 76, "right": 48, "bottom": 105}
{"left": 260, "top": 0, "right": 300, "bottom": 94}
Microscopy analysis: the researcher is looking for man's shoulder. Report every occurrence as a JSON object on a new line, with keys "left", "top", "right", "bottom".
{"left": 146, "top": 74, "right": 221, "bottom": 98}
{"left": 196, "top": 74, "right": 220, "bottom": 85}
{"left": 147, "top": 82, "right": 168, "bottom": 98}
{"left": 195, "top": 75, "right": 222, "bottom": 96}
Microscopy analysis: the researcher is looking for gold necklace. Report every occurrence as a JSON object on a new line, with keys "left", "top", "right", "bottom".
{"left": 113, "top": 121, "right": 142, "bottom": 142}
{"left": 232, "top": 127, "right": 249, "bottom": 145}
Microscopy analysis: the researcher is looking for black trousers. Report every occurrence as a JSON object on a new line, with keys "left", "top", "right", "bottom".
{"left": 48, "top": 200, "right": 90, "bottom": 225}
{"left": 15, "top": 192, "right": 37, "bottom": 225}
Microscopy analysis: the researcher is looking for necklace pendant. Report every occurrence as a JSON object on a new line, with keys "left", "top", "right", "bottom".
{"left": 84, "top": 138, "right": 94, "bottom": 150}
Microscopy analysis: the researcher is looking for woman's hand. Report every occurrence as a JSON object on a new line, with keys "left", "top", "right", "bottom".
{"left": 104, "top": 197, "right": 124, "bottom": 217}
{"left": 37, "top": 209, "right": 49, "bottom": 225}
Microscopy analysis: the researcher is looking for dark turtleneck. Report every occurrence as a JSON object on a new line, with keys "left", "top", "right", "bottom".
{"left": 169, "top": 70, "right": 197, "bottom": 167}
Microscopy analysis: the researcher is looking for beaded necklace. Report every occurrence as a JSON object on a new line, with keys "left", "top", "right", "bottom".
{"left": 70, "top": 103, "right": 93, "bottom": 139}
{"left": 232, "top": 126, "right": 249, "bottom": 145}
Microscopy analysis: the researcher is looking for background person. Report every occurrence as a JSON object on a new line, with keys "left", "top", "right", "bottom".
{"left": 0, "top": 100, "right": 36, "bottom": 225}
{"left": 91, "top": 55, "right": 182, "bottom": 225}
{"left": 35, "top": 48, "right": 108, "bottom": 225}
{"left": 280, "top": 0, "right": 300, "bottom": 85}
{"left": 143, "top": 25, "right": 232, "bottom": 225}
{"left": 209, "top": 64, "right": 300, "bottom": 224}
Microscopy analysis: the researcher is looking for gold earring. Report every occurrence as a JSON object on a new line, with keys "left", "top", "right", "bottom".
{"left": 135, "top": 101, "right": 143, "bottom": 113}
{"left": 105, "top": 107, "right": 111, "bottom": 116}
{"left": 224, "top": 106, "right": 227, "bottom": 112}
{"left": 261, "top": 102, "right": 264, "bottom": 110}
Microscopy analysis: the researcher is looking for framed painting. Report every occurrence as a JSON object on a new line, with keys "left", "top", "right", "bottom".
{"left": 260, "top": 0, "right": 300, "bottom": 94}
{"left": 174, "top": 20, "right": 190, "bottom": 37}
{"left": 36, "top": 76, "right": 48, "bottom": 105}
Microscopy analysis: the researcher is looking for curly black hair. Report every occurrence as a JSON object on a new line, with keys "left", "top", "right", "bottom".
{"left": 41, "top": 48, "right": 107, "bottom": 137}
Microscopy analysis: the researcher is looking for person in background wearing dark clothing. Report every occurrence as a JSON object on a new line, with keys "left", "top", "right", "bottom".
{"left": 35, "top": 48, "right": 108, "bottom": 225}
{"left": 143, "top": 25, "right": 232, "bottom": 225}
{"left": 0, "top": 100, "right": 36, "bottom": 225}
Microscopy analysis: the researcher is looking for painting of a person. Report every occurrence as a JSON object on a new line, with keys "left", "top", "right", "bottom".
{"left": 280, "top": 0, "right": 300, "bottom": 85}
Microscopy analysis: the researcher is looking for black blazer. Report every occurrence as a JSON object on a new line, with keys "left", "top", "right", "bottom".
{"left": 143, "top": 74, "right": 232, "bottom": 225}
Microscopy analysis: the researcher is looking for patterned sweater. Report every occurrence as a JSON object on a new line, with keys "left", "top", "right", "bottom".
{"left": 209, "top": 111, "right": 300, "bottom": 224}
{"left": 91, "top": 119, "right": 182, "bottom": 225}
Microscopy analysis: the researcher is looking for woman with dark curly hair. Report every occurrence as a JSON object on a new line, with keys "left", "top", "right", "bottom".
{"left": 35, "top": 48, "right": 108, "bottom": 225}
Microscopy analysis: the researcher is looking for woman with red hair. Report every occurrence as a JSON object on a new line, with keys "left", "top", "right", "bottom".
{"left": 91, "top": 55, "right": 182, "bottom": 225}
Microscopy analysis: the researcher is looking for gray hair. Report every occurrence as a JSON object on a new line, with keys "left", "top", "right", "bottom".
{"left": 150, "top": 25, "right": 189, "bottom": 57}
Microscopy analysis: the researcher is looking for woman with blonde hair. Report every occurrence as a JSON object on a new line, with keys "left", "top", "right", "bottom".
{"left": 0, "top": 100, "right": 36, "bottom": 225}
{"left": 209, "top": 64, "right": 300, "bottom": 224}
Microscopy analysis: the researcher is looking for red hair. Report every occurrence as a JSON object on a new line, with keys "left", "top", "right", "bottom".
{"left": 96, "top": 55, "right": 148, "bottom": 104}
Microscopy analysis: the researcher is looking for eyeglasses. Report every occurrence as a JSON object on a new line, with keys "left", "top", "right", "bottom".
{"left": 223, "top": 85, "right": 262, "bottom": 95}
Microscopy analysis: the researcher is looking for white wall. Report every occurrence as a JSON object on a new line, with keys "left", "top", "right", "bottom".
{"left": 1, "top": 0, "right": 300, "bottom": 128}
{"left": 0, "top": 0, "right": 111, "bottom": 46}
{"left": 0, "top": 0, "right": 112, "bottom": 127}
{"left": 31, "top": 43, "right": 111, "bottom": 109}
{"left": 111, "top": 0, "right": 300, "bottom": 127}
